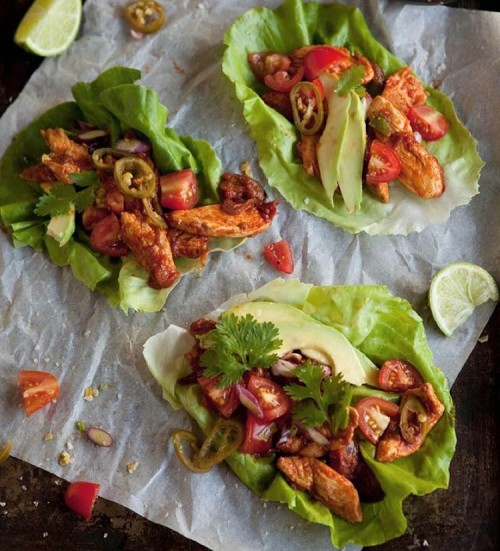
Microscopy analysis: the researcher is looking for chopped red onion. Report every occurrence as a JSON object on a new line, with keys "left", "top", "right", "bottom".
{"left": 86, "top": 427, "right": 113, "bottom": 447}
{"left": 271, "top": 358, "right": 298, "bottom": 378}
{"left": 130, "top": 29, "right": 144, "bottom": 40}
{"left": 236, "top": 384, "right": 264, "bottom": 418}
{"left": 114, "top": 138, "right": 150, "bottom": 154}
{"left": 76, "top": 120, "right": 94, "bottom": 131}
{"left": 295, "top": 421, "right": 330, "bottom": 446}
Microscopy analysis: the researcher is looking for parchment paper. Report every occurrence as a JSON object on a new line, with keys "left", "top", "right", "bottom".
{"left": 1, "top": 1, "right": 499, "bottom": 550}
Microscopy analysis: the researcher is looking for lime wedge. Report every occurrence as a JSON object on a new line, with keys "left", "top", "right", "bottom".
{"left": 14, "top": 0, "right": 82, "bottom": 57}
{"left": 429, "top": 261, "right": 499, "bottom": 337}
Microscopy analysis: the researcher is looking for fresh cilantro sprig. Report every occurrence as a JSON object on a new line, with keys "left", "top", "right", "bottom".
{"left": 284, "top": 362, "right": 352, "bottom": 433}
{"left": 34, "top": 171, "right": 99, "bottom": 217}
{"left": 336, "top": 65, "right": 365, "bottom": 97}
{"left": 199, "top": 313, "right": 282, "bottom": 388}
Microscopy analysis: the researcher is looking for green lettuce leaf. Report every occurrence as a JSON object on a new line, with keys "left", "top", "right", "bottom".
{"left": 0, "top": 67, "right": 238, "bottom": 313}
{"left": 144, "top": 278, "right": 456, "bottom": 548}
{"left": 222, "top": 0, "right": 483, "bottom": 235}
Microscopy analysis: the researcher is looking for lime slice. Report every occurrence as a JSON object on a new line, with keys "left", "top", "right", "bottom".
{"left": 14, "top": 0, "right": 82, "bottom": 57}
{"left": 429, "top": 261, "right": 499, "bottom": 337}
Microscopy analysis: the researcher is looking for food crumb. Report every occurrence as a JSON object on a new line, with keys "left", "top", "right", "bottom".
{"left": 478, "top": 333, "right": 489, "bottom": 343}
{"left": 245, "top": 253, "right": 253, "bottom": 261}
{"left": 240, "top": 161, "right": 252, "bottom": 178}
{"left": 44, "top": 358, "right": 50, "bottom": 363}
{"left": 422, "top": 541, "right": 429, "bottom": 547}
{"left": 43, "top": 432, "right": 53, "bottom": 441}
{"left": 66, "top": 441, "right": 74, "bottom": 451}
{"left": 84, "top": 386, "right": 99, "bottom": 401}
{"left": 33, "top": 358, "right": 38, "bottom": 364}
{"left": 33, "top": 501, "right": 39, "bottom": 507}
{"left": 173, "top": 61, "right": 185, "bottom": 75}
{"left": 127, "top": 462, "right": 139, "bottom": 474}
{"left": 84, "top": 330, "right": 91, "bottom": 337}
{"left": 54, "top": 480, "right": 62, "bottom": 486}
{"left": 58, "top": 451, "right": 73, "bottom": 466}
{"left": 99, "top": 383, "right": 110, "bottom": 391}
{"left": 21, "top": 485, "right": 27, "bottom": 491}
{"left": 103, "top": 533, "right": 108, "bottom": 539}
{"left": 43, "top": 533, "right": 48, "bottom": 538}
{"left": 0, "top": 502, "right": 6, "bottom": 507}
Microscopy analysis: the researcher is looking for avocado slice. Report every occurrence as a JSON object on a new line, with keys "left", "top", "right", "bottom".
{"left": 46, "top": 206, "right": 75, "bottom": 247}
{"left": 225, "top": 301, "right": 378, "bottom": 386}
{"left": 316, "top": 75, "right": 351, "bottom": 206}
{"left": 337, "top": 91, "right": 366, "bottom": 213}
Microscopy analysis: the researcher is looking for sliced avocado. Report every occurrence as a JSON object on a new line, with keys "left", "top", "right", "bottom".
{"left": 337, "top": 91, "right": 366, "bottom": 213}
{"left": 225, "top": 301, "right": 378, "bottom": 386}
{"left": 316, "top": 75, "right": 351, "bottom": 206}
{"left": 46, "top": 206, "right": 75, "bottom": 246}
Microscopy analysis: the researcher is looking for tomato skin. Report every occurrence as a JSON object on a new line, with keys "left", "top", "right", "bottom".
{"left": 240, "top": 413, "right": 276, "bottom": 455}
{"left": 407, "top": 104, "right": 449, "bottom": 141}
{"left": 378, "top": 359, "right": 424, "bottom": 392}
{"left": 303, "top": 46, "right": 351, "bottom": 80}
{"left": 246, "top": 375, "right": 291, "bottom": 421}
{"left": 356, "top": 397, "right": 399, "bottom": 445}
{"left": 18, "top": 370, "right": 60, "bottom": 417}
{"left": 64, "top": 481, "right": 101, "bottom": 521}
{"left": 263, "top": 240, "right": 294, "bottom": 274}
{"left": 90, "top": 214, "right": 129, "bottom": 257}
{"left": 197, "top": 376, "right": 240, "bottom": 418}
{"left": 365, "top": 140, "right": 401, "bottom": 184}
{"left": 160, "top": 169, "right": 198, "bottom": 210}
{"left": 264, "top": 65, "right": 305, "bottom": 93}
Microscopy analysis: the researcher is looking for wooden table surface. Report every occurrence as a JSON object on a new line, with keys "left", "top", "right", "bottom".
{"left": 0, "top": 1, "right": 498, "bottom": 550}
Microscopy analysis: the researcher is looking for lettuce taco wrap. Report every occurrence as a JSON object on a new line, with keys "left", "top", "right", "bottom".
{"left": 0, "top": 66, "right": 277, "bottom": 313}
{"left": 144, "top": 278, "right": 456, "bottom": 548}
{"left": 222, "top": 0, "right": 483, "bottom": 235}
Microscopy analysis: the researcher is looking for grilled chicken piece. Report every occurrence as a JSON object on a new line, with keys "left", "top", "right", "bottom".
{"left": 262, "top": 91, "right": 294, "bottom": 121}
{"left": 20, "top": 162, "right": 58, "bottom": 183}
{"left": 168, "top": 228, "right": 210, "bottom": 259}
{"left": 367, "top": 95, "right": 413, "bottom": 135}
{"left": 167, "top": 202, "right": 277, "bottom": 238}
{"left": 329, "top": 440, "right": 359, "bottom": 480}
{"left": 40, "top": 128, "right": 93, "bottom": 184}
{"left": 121, "top": 211, "right": 179, "bottom": 289}
{"left": 366, "top": 182, "right": 390, "bottom": 203}
{"left": 352, "top": 52, "right": 375, "bottom": 85}
{"left": 381, "top": 67, "right": 428, "bottom": 116}
{"left": 297, "top": 133, "right": 321, "bottom": 178}
{"left": 377, "top": 383, "right": 445, "bottom": 462}
{"left": 390, "top": 133, "right": 445, "bottom": 199}
{"left": 330, "top": 407, "right": 359, "bottom": 451}
{"left": 277, "top": 456, "right": 362, "bottom": 523}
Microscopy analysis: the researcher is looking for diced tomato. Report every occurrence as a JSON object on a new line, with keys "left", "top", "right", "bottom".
{"left": 64, "top": 481, "right": 101, "bottom": 520}
{"left": 248, "top": 52, "right": 291, "bottom": 81}
{"left": 303, "top": 46, "right": 351, "bottom": 81}
{"left": 81, "top": 204, "right": 109, "bottom": 231}
{"left": 197, "top": 376, "right": 240, "bottom": 418}
{"left": 263, "top": 240, "right": 294, "bottom": 274}
{"left": 90, "top": 214, "right": 129, "bottom": 257}
{"left": 407, "top": 104, "right": 449, "bottom": 141}
{"left": 356, "top": 397, "right": 399, "bottom": 445}
{"left": 240, "top": 413, "right": 276, "bottom": 455}
{"left": 264, "top": 65, "right": 305, "bottom": 93}
{"left": 18, "top": 370, "right": 60, "bottom": 417}
{"left": 160, "top": 169, "right": 198, "bottom": 210}
{"left": 246, "top": 375, "right": 291, "bottom": 421}
{"left": 106, "top": 189, "right": 125, "bottom": 213}
{"left": 365, "top": 140, "right": 401, "bottom": 184}
{"left": 378, "top": 359, "right": 424, "bottom": 392}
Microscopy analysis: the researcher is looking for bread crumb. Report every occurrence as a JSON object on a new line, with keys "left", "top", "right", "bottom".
{"left": 58, "top": 451, "right": 73, "bottom": 466}
{"left": 240, "top": 161, "right": 252, "bottom": 178}
{"left": 127, "top": 462, "right": 139, "bottom": 474}
{"left": 43, "top": 432, "right": 53, "bottom": 441}
{"left": 84, "top": 386, "right": 99, "bottom": 401}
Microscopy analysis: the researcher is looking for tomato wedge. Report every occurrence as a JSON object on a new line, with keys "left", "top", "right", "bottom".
{"left": 64, "top": 481, "right": 101, "bottom": 520}
{"left": 159, "top": 169, "right": 198, "bottom": 210}
{"left": 407, "top": 104, "right": 449, "bottom": 141}
{"left": 378, "top": 359, "right": 424, "bottom": 392}
{"left": 263, "top": 240, "right": 294, "bottom": 274}
{"left": 246, "top": 375, "right": 291, "bottom": 421}
{"left": 356, "top": 397, "right": 399, "bottom": 445}
{"left": 90, "top": 214, "right": 129, "bottom": 257}
{"left": 240, "top": 413, "right": 276, "bottom": 455}
{"left": 303, "top": 46, "right": 351, "bottom": 81}
{"left": 264, "top": 65, "right": 305, "bottom": 93}
{"left": 18, "top": 370, "right": 60, "bottom": 417}
{"left": 365, "top": 140, "right": 401, "bottom": 184}
{"left": 197, "top": 376, "right": 240, "bottom": 418}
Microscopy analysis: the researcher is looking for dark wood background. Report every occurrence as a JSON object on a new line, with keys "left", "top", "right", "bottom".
{"left": 0, "top": 1, "right": 498, "bottom": 550}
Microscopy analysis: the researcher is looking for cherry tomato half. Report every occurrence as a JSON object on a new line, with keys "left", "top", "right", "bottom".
{"left": 197, "top": 376, "right": 240, "bottom": 418}
{"left": 365, "top": 140, "right": 401, "bottom": 184}
{"left": 159, "top": 169, "right": 198, "bottom": 210}
{"left": 303, "top": 46, "right": 352, "bottom": 81}
{"left": 240, "top": 413, "right": 276, "bottom": 455}
{"left": 246, "top": 375, "right": 291, "bottom": 421}
{"left": 263, "top": 240, "right": 294, "bottom": 274}
{"left": 18, "top": 370, "right": 60, "bottom": 417}
{"left": 90, "top": 214, "right": 129, "bottom": 257}
{"left": 378, "top": 359, "right": 424, "bottom": 392}
{"left": 355, "top": 397, "right": 399, "bottom": 445}
{"left": 264, "top": 65, "right": 305, "bottom": 93}
{"left": 407, "top": 104, "right": 449, "bottom": 142}
{"left": 64, "top": 481, "right": 101, "bottom": 521}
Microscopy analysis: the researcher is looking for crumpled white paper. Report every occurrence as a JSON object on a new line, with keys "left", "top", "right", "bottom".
{"left": 0, "top": 1, "right": 499, "bottom": 550}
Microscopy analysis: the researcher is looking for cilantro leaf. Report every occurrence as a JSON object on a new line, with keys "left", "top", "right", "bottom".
{"left": 284, "top": 362, "right": 352, "bottom": 433}
{"left": 34, "top": 171, "right": 98, "bottom": 217}
{"left": 199, "top": 313, "right": 282, "bottom": 387}
{"left": 336, "top": 65, "right": 365, "bottom": 97}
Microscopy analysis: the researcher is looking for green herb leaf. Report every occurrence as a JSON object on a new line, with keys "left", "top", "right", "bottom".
{"left": 199, "top": 313, "right": 282, "bottom": 387}
{"left": 34, "top": 171, "right": 98, "bottom": 217}
{"left": 336, "top": 65, "right": 365, "bottom": 97}
{"left": 284, "top": 362, "right": 352, "bottom": 432}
